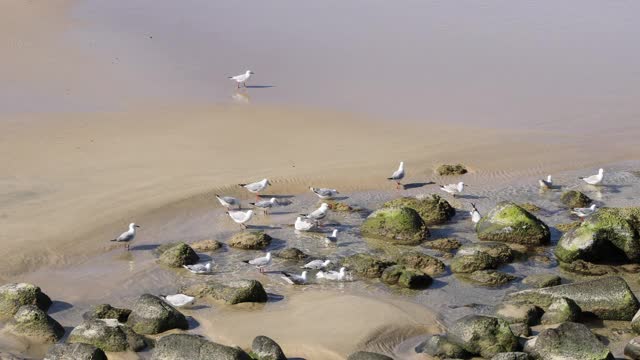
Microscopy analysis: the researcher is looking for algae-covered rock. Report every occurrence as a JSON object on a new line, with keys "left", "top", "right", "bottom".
{"left": 380, "top": 265, "right": 431, "bottom": 289}
{"left": 191, "top": 239, "right": 223, "bottom": 252}
{"left": 151, "top": 334, "right": 252, "bottom": 360}
{"left": 7, "top": 305, "right": 64, "bottom": 343}
{"left": 463, "top": 270, "right": 516, "bottom": 287}
{"left": 425, "top": 237, "right": 461, "bottom": 251}
{"left": 184, "top": 279, "right": 268, "bottom": 304}
{"left": 342, "top": 254, "right": 394, "bottom": 278}
{"left": 44, "top": 343, "right": 107, "bottom": 360}
{"left": 251, "top": 335, "right": 286, "bottom": 360}
{"left": 518, "top": 203, "right": 541, "bottom": 213}
{"left": 450, "top": 252, "right": 497, "bottom": 273}
{"left": 458, "top": 242, "right": 514, "bottom": 264}
{"left": 126, "top": 294, "right": 188, "bottom": 335}
{"left": 414, "top": 334, "right": 469, "bottom": 358}
{"left": 158, "top": 242, "right": 199, "bottom": 267}
{"left": 228, "top": 231, "right": 272, "bottom": 250}
{"left": 274, "top": 247, "right": 308, "bottom": 260}
{"left": 494, "top": 303, "right": 540, "bottom": 326}
{"left": 505, "top": 276, "right": 638, "bottom": 320}
{"left": 522, "top": 274, "right": 561, "bottom": 288}
{"left": 346, "top": 352, "right": 393, "bottom": 360}
{"left": 492, "top": 353, "right": 530, "bottom": 360}
{"left": 509, "top": 323, "right": 531, "bottom": 337}
{"left": 559, "top": 259, "right": 616, "bottom": 276}
{"left": 383, "top": 194, "right": 455, "bottom": 225}
{"left": 82, "top": 303, "right": 131, "bottom": 323}
{"left": 540, "top": 297, "right": 581, "bottom": 325}
{"left": 561, "top": 190, "right": 592, "bottom": 208}
{"left": 396, "top": 251, "right": 445, "bottom": 275}
{"left": 437, "top": 164, "right": 468, "bottom": 176}
{"left": 69, "top": 319, "right": 146, "bottom": 352}
{"left": 556, "top": 221, "right": 581, "bottom": 233}
{"left": 448, "top": 315, "right": 518, "bottom": 358}
{"left": 476, "top": 202, "right": 550, "bottom": 245}
{"left": 0, "top": 283, "right": 52, "bottom": 319}
{"left": 361, "top": 207, "right": 429, "bottom": 245}
{"left": 524, "top": 322, "right": 613, "bottom": 360}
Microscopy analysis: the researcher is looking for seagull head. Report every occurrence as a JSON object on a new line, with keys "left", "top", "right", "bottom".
{"left": 301, "top": 271, "right": 308, "bottom": 279}
{"left": 247, "top": 70, "right": 255, "bottom": 75}
{"left": 323, "top": 260, "right": 331, "bottom": 266}
{"left": 332, "top": 229, "right": 338, "bottom": 236}
{"left": 590, "top": 204, "right": 597, "bottom": 210}
{"left": 339, "top": 267, "right": 346, "bottom": 274}
{"left": 265, "top": 252, "right": 271, "bottom": 259}
{"left": 457, "top": 182, "right": 465, "bottom": 191}
{"left": 270, "top": 197, "right": 277, "bottom": 203}
{"left": 264, "top": 179, "right": 271, "bottom": 186}
{"left": 129, "top": 223, "right": 141, "bottom": 229}
{"left": 598, "top": 168, "right": 604, "bottom": 175}
{"left": 320, "top": 203, "right": 329, "bottom": 209}
{"left": 399, "top": 161, "right": 404, "bottom": 169}
{"left": 205, "top": 262, "right": 211, "bottom": 270}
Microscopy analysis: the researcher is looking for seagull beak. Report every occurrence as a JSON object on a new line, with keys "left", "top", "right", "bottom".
{"left": 136, "top": 225, "right": 141, "bottom": 228}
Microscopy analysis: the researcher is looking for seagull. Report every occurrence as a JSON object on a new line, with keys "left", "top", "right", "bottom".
{"left": 243, "top": 252, "right": 271, "bottom": 273}
{"left": 215, "top": 194, "right": 240, "bottom": 210}
{"left": 227, "top": 210, "right": 254, "bottom": 229}
{"left": 239, "top": 179, "right": 271, "bottom": 199}
{"left": 160, "top": 294, "right": 195, "bottom": 308}
{"left": 571, "top": 204, "right": 597, "bottom": 220}
{"left": 469, "top": 203, "right": 481, "bottom": 224}
{"left": 310, "top": 187, "right": 339, "bottom": 199}
{"left": 580, "top": 168, "right": 604, "bottom": 185}
{"left": 249, "top": 197, "right": 277, "bottom": 214}
{"left": 295, "top": 216, "right": 316, "bottom": 231}
{"left": 228, "top": 70, "right": 254, "bottom": 88}
{"left": 440, "top": 182, "right": 465, "bottom": 197}
{"left": 281, "top": 271, "right": 308, "bottom": 285}
{"left": 324, "top": 229, "right": 338, "bottom": 246}
{"left": 302, "top": 259, "right": 331, "bottom": 270}
{"left": 110, "top": 223, "right": 140, "bottom": 250}
{"left": 538, "top": 175, "right": 553, "bottom": 189}
{"left": 387, "top": 161, "right": 405, "bottom": 190}
{"left": 316, "top": 267, "right": 347, "bottom": 281}
{"left": 183, "top": 262, "right": 213, "bottom": 274}
{"left": 302, "top": 203, "right": 329, "bottom": 224}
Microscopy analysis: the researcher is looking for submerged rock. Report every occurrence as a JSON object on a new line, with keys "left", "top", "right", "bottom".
{"left": 82, "top": 303, "right": 131, "bottom": 323}
{"left": 524, "top": 322, "right": 613, "bottom": 360}
{"left": 151, "top": 334, "right": 252, "bottom": 360}
{"left": 491, "top": 353, "right": 530, "bottom": 360}
{"left": 251, "top": 335, "right": 286, "bottom": 360}
{"left": 69, "top": 319, "right": 146, "bottom": 352}
{"left": 522, "top": 274, "right": 561, "bottom": 288}
{"left": 383, "top": 194, "right": 455, "bottom": 225}
{"left": 7, "top": 305, "right": 64, "bottom": 343}
{"left": 126, "top": 294, "right": 188, "bottom": 335}
{"left": 464, "top": 270, "right": 516, "bottom": 287}
{"left": 0, "top": 283, "right": 52, "bottom": 319}
{"left": 476, "top": 202, "right": 550, "bottom": 245}
{"left": 458, "top": 242, "right": 514, "bottom": 264}
{"left": 540, "top": 297, "right": 581, "bottom": 325}
{"left": 450, "top": 252, "right": 497, "bottom": 273}
{"left": 415, "top": 334, "right": 469, "bottom": 358}
{"left": 425, "top": 237, "right": 462, "bottom": 251}
{"left": 560, "top": 190, "right": 592, "bottom": 208}
{"left": 361, "top": 207, "right": 429, "bottom": 245}
{"left": 396, "top": 251, "right": 445, "bottom": 276}
{"left": 559, "top": 259, "right": 616, "bottom": 276}
{"left": 158, "top": 242, "right": 199, "bottom": 267}
{"left": 44, "top": 343, "right": 107, "bottom": 360}
{"left": 184, "top": 279, "right": 268, "bottom": 304}
{"left": 228, "top": 231, "right": 272, "bottom": 250}
{"left": 343, "top": 254, "right": 394, "bottom": 278}
{"left": 273, "top": 247, "right": 308, "bottom": 260}
{"left": 380, "top": 265, "right": 431, "bottom": 289}
{"left": 448, "top": 315, "right": 518, "bottom": 358}
{"left": 190, "top": 239, "right": 223, "bottom": 252}
{"left": 437, "top": 164, "right": 468, "bottom": 176}
{"left": 346, "top": 351, "right": 393, "bottom": 360}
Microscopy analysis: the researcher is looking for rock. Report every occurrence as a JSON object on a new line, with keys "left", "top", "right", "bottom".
{"left": 522, "top": 274, "right": 561, "bottom": 288}
{"left": 343, "top": 254, "right": 394, "bottom": 278}
{"left": 228, "top": 231, "right": 272, "bottom": 250}
{"left": 191, "top": 239, "right": 223, "bottom": 252}
{"left": 494, "top": 303, "right": 540, "bottom": 326}
{"left": 361, "top": 207, "right": 429, "bottom": 245}
{"left": 273, "top": 247, "right": 309, "bottom": 260}
{"left": 437, "top": 164, "right": 468, "bottom": 176}
{"left": 151, "top": 334, "right": 252, "bottom": 360}
{"left": 458, "top": 242, "right": 514, "bottom": 264}
{"left": 540, "top": 297, "right": 581, "bottom": 325}
{"left": 346, "top": 351, "right": 394, "bottom": 360}
{"left": 396, "top": 251, "right": 445, "bottom": 275}
{"left": 448, "top": 315, "right": 518, "bottom": 358}
{"left": 559, "top": 259, "right": 616, "bottom": 276}
{"left": 509, "top": 323, "right": 530, "bottom": 337}
{"left": 505, "top": 276, "right": 639, "bottom": 320}
{"left": 491, "top": 353, "right": 530, "bottom": 360}
{"left": 251, "top": 335, "right": 286, "bottom": 360}
{"left": 560, "top": 190, "right": 592, "bottom": 208}
{"left": 327, "top": 201, "right": 357, "bottom": 212}
{"left": 450, "top": 252, "right": 497, "bottom": 273}
{"left": 632, "top": 308, "right": 640, "bottom": 333}
{"left": 476, "top": 202, "right": 551, "bottom": 245}
{"left": 7, "top": 305, "right": 64, "bottom": 343}
{"left": 415, "top": 334, "right": 469, "bottom": 358}
{"left": 69, "top": 319, "right": 146, "bottom": 352}
{"left": 524, "top": 322, "right": 613, "bottom": 360}
{"left": 82, "top": 303, "right": 131, "bottom": 322}
{"left": 381, "top": 265, "right": 432, "bottom": 289}
{"left": 126, "top": 294, "right": 188, "bottom": 335}
{"left": 158, "top": 242, "right": 199, "bottom": 267}
{"left": 625, "top": 337, "right": 640, "bottom": 359}
{"left": 425, "top": 237, "right": 461, "bottom": 251}
{"left": 383, "top": 194, "right": 455, "bottom": 225}
{"left": 0, "top": 283, "right": 52, "bottom": 319}
{"left": 555, "top": 207, "right": 640, "bottom": 264}
{"left": 463, "top": 270, "right": 516, "bottom": 287}
{"left": 556, "top": 221, "right": 581, "bottom": 233}
{"left": 184, "top": 279, "right": 268, "bottom": 304}
{"left": 44, "top": 343, "right": 107, "bottom": 360}
{"left": 518, "top": 203, "right": 541, "bottom": 213}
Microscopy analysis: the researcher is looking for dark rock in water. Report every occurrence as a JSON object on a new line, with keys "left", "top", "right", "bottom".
{"left": 343, "top": 254, "right": 394, "bottom": 278}
{"left": 0, "top": 283, "right": 52, "bottom": 319}
{"left": 494, "top": 303, "right": 540, "bottom": 326}
{"left": 69, "top": 319, "right": 146, "bottom": 352}
{"left": 82, "top": 303, "right": 131, "bottom": 323}
{"left": 458, "top": 242, "right": 514, "bottom": 265}
{"left": 425, "top": 237, "right": 461, "bottom": 251}
{"left": 476, "top": 202, "right": 550, "bottom": 245}
{"left": 522, "top": 274, "right": 561, "bottom": 288}
{"left": 625, "top": 337, "right": 640, "bottom": 359}
{"left": 560, "top": 190, "right": 592, "bottom": 208}
{"left": 126, "top": 294, "right": 188, "bottom": 335}
{"left": 396, "top": 251, "right": 445, "bottom": 275}
{"left": 158, "top": 242, "right": 199, "bottom": 267}
{"left": 44, "top": 343, "right": 107, "bottom": 360}
{"left": 437, "top": 164, "right": 468, "bottom": 176}
{"left": 450, "top": 252, "right": 497, "bottom": 273}
{"left": 183, "top": 279, "right": 268, "bottom": 304}
{"left": 448, "top": 315, "right": 518, "bottom": 358}
{"left": 415, "top": 334, "right": 469, "bottom": 358}
{"left": 524, "top": 322, "right": 613, "bottom": 360}
{"left": 505, "top": 276, "right": 638, "bottom": 320}
{"left": 540, "top": 297, "right": 581, "bottom": 325}
{"left": 346, "top": 351, "right": 394, "bottom": 360}
{"left": 383, "top": 194, "right": 455, "bottom": 225}
{"left": 251, "top": 335, "right": 286, "bottom": 360}
{"left": 7, "top": 305, "right": 64, "bottom": 343}
{"left": 509, "top": 323, "right": 530, "bottom": 337}
{"left": 361, "top": 207, "right": 429, "bottom": 245}
{"left": 491, "top": 352, "right": 530, "bottom": 360}
{"left": 228, "top": 231, "right": 272, "bottom": 250}
{"left": 463, "top": 270, "right": 516, "bottom": 287}
{"left": 381, "top": 265, "right": 432, "bottom": 289}
{"left": 190, "top": 239, "right": 223, "bottom": 252}
{"left": 274, "top": 247, "right": 308, "bottom": 260}
{"left": 151, "top": 334, "right": 252, "bottom": 360}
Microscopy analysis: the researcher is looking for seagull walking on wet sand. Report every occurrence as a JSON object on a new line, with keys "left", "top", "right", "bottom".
{"left": 243, "top": 252, "right": 272, "bottom": 273}
{"left": 249, "top": 197, "right": 277, "bottom": 215}
{"left": 281, "top": 271, "right": 308, "bottom": 285}
{"left": 161, "top": 294, "right": 196, "bottom": 307}
{"left": 302, "top": 203, "right": 329, "bottom": 225}
{"left": 538, "top": 175, "right": 553, "bottom": 189}
{"left": 316, "top": 267, "right": 348, "bottom": 281}
{"left": 216, "top": 194, "right": 240, "bottom": 210}
{"left": 295, "top": 216, "right": 316, "bottom": 231}
{"left": 239, "top": 179, "right": 271, "bottom": 199}
{"left": 310, "top": 187, "right": 339, "bottom": 199}
{"left": 324, "top": 229, "right": 339, "bottom": 246}
{"left": 227, "top": 210, "right": 254, "bottom": 229}
{"left": 440, "top": 182, "right": 466, "bottom": 197}
{"left": 228, "top": 70, "right": 254, "bottom": 88}
{"left": 183, "top": 262, "right": 213, "bottom": 274}
{"left": 302, "top": 259, "right": 331, "bottom": 270}
{"left": 110, "top": 223, "right": 140, "bottom": 250}
{"left": 572, "top": 204, "right": 597, "bottom": 220}
{"left": 580, "top": 168, "right": 604, "bottom": 185}
{"left": 387, "top": 161, "right": 405, "bottom": 190}
{"left": 469, "top": 203, "right": 481, "bottom": 224}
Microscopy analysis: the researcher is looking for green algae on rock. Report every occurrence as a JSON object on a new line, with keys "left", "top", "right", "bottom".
{"left": 476, "top": 202, "right": 550, "bottom": 245}
{"left": 7, "top": 305, "right": 64, "bottom": 343}
{"left": 251, "top": 335, "right": 287, "bottom": 360}
{"left": 126, "top": 294, "right": 188, "bottom": 335}
{"left": 396, "top": 251, "right": 445, "bottom": 276}
{"left": 524, "top": 322, "right": 613, "bottom": 360}
{"left": 457, "top": 242, "right": 514, "bottom": 265}
{"left": 361, "top": 207, "right": 429, "bottom": 245}
{"left": 82, "top": 303, "right": 131, "bottom": 323}
{"left": 560, "top": 190, "right": 592, "bottom": 208}
{"left": 424, "top": 237, "right": 461, "bottom": 251}
{"left": 151, "top": 334, "right": 252, "bottom": 360}
{"left": 382, "top": 194, "right": 455, "bottom": 225}
{"left": 463, "top": 270, "right": 517, "bottom": 287}
{"left": 436, "top": 164, "right": 468, "bottom": 176}
{"left": 184, "top": 279, "right": 268, "bottom": 305}
{"left": 342, "top": 253, "right": 394, "bottom": 278}
{"left": 0, "top": 283, "right": 52, "bottom": 319}
{"left": 555, "top": 221, "right": 581, "bottom": 233}
{"left": 190, "top": 239, "right": 223, "bottom": 252}
{"left": 415, "top": 334, "right": 469, "bottom": 359}
{"left": 517, "top": 203, "right": 541, "bottom": 213}
{"left": 448, "top": 315, "right": 518, "bottom": 358}
{"left": 522, "top": 274, "right": 561, "bottom": 288}
{"left": 540, "top": 297, "right": 581, "bottom": 325}
{"left": 494, "top": 303, "right": 540, "bottom": 326}
{"left": 69, "top": 319, "right": 146, "bottom": 352}
{"left": 45, "top": 343, "right": 107, "bottom": 360}
{"left": 380, "top": 265, "right": 432, "bottom": 289}
{"left": 228, "top": 231, "right": 272, "bottom": 250}
{"left": 450, "top": 252, "right": 497, "bottom": 273}
{"left": 158, "top": 242, "right": 199, "bottom": 267}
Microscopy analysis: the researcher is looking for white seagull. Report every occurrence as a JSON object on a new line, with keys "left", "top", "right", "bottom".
{"left": 228, "top": 70, "right": 254, "bottom": 88}
{"left": 295, "top": 216, "right": 316, "bottom": 231}
{"left": 302, "top": 259, "right": 331, "bottom": 270}
{"left": 216, "top": 194, "right": 240, "bottom": 210}
{"left": 227, "top": 210, "right": 254, "bottom": 229}
{"left": 310, "top": 187, "right": 339, "bottom": 199}
{"left": 469, "top": 203, "right": 481, "bottom": 224}
{"left": 440, "top": 182, "right": 465, "bottom": 197}
{"left": 243, "top": 252, "right": 272, "bottom": 273}
{"left": 281, "top": 271, "right": 308, "bottom": 285}
{"left": 239, "top": 179, "right": 271, "bottom": 199}
{"left": 580, "top": 168, "right": 604, "bottom": 185}
{"left": 571, "top": 204, "right": 597, "bottom": 219}
{"left": 183, "top": 262, "right": 213, "bottom": 274}
{"left": 324, "top": 229, "right": 338, "bottom": 246}
{"left": 110, "top": 223, "right": 140, "bottom": 250}
{"left": 387, "top": 161, "right": 405, "bottom": 190}
{"left": 249, "top": 197, "right": 277, "bottom": 214}
{"left": 161, "top": 294, "right": 195, "bottom": 308}
{"left": 538, "top": 175, "right": 553, "bottom": 189}
{"left": 302, "top": 203, "right": 329, "bottom": 224}
{"left": 316, "top": 267, "right": 348, "bottom": 281}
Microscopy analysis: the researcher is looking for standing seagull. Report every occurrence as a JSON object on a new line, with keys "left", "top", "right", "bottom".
{"left": 572, "top": 204, "right": 597, "bottom": 220}
{"left": 110, "top": 223, "right": 140, "bottom": 250}
{"left": 239, "top": 179, "right": 271, "bottom": 200}
{"left": 295, "top": 216, "right": 316, "bottom": 231}
{"left": 249, "top": 197, "right": 277, "bottom": 215}
{"left": 387, "top": 161, "right": 405, "bottom": 190}
{"left": 243, "top": 252, "right": 272, "bottom": 273}
{"left": 310, "top": 187, "right": 339, "bottom": 199}
{"left": 302, "top": 203, "right": 329, "bottom": 225}
{"left": 228, "top": 70, "right": 254, "bottom": 88}
{"left": 281, "top": 271, "right": 308, "bottom": 285}
{"left": 538, "top": 175, "right": 553, "bottom": 189}
{"left": 215, "top": 194, "right": 241, "bottom": 210}
{"left": 302, "top": 259, "right": 331, "bottom": 270}
{"left": 580, "top": 168, "right": 604, "bottom": 185}
{"left": 227, "top": 210, "right": 254, "bottom": 229}
{"left": 440, "top": 182, "right": 466, "bottom": 197}
{"left": 469, "top": 203, "right": 481, "bottom": 224}
{"left": 324, "top": 229, "right": 339, "bottom": 246}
